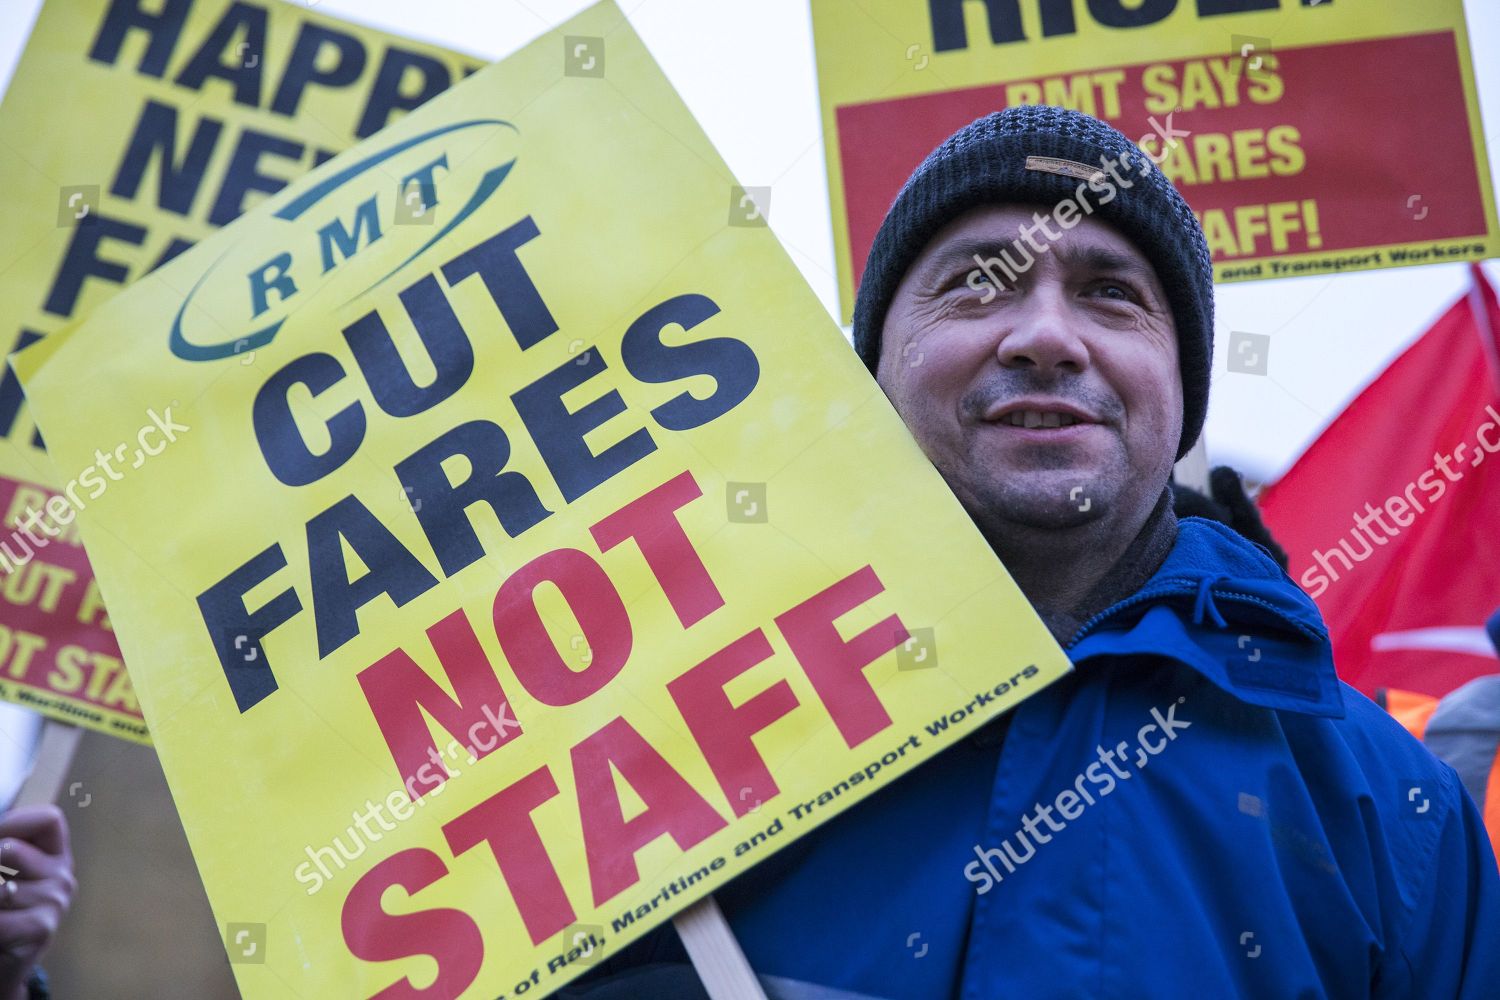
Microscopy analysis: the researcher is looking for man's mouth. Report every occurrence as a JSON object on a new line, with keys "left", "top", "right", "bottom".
{"left": 997, "top": 410, "right": 1082, "bottom": 429}
{"left": 983, "top": 400, "right": 1104, "bottom": 431}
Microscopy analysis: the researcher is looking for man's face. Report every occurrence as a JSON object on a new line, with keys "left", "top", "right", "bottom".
{"left": 876, "top": 204, "right": 1182, "bottom": 533}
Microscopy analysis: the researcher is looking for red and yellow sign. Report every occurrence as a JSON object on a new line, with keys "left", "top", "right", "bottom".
{"left": 0, "top": 0, "right": 477, "bottom": 740}
{"left": 813, "top": 0, "right": 1498, "bottom": 321}
{"left": 0, "top": 473, "right": 140, "bottom": 738}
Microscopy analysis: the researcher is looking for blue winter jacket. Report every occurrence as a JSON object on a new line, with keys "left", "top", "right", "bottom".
{"left": 574, "top": 518, "right": 1500, "bottom": 998}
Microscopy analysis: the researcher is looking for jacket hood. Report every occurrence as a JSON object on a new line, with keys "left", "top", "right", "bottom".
{"left": 1068, "top": 516, "right": 1345, "bottom": 719}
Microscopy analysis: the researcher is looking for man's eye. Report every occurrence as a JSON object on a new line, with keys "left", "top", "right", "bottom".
{"left": 956, "top": 269, "right": 1011, "bottom": 296}
{"left": 1092, "top": 280, "right": 1136, "bottom": 301}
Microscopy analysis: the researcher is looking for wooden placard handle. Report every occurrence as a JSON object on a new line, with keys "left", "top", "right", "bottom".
{"left": 13, "top": 719, "right": 83, "bottom": 808}
{"left": 673, "top": 895, "right": 768, "bottom": 1000}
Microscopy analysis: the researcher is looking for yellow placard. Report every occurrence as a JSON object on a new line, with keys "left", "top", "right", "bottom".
{"left": 812, "top": 0, "right": 1498, "bottom": 322}
{"left": 0, "top": 0, "right": 478, "bottom": 740}
{"left": 14, "top": 2, "right": 1070, "bottom": 995}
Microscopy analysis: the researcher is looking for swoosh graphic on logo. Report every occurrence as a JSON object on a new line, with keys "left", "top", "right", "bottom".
{"left": 349, "top": 157, "right": 515, "bottom": 302}
{"left": 169, "top": 118, "right": 518, "bottom": 362}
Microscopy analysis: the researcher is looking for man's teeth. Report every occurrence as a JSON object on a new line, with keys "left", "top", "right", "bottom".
{"left": 1002, "top": 411, "right": 1080, "bottom": 428}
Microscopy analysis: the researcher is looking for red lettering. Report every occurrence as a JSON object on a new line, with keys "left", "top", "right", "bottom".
{"left": 573, "top": 717, "right": 727, "bottom": 906}
{"left": 493, "top": 548, "right": 631, "bottom": 706}
{"left": 443, "top": 766, "right": 574, "bottom": 945}
{"left": 667, "top": 629, "right": 798, "bottom": 817}
{"left": 590, "top": 470, "right": 724, "bottom": 628}
{"left": 774, "top": 565, "right": 903, "bottom": 748}
{"left": 358, "top": 609, "right": 522, "bottom": 799}
{"left": 341, "top": 848, "right": 483, "bottom": 998}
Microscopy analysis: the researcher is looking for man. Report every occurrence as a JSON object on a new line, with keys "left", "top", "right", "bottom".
{"left": 569, "top": 106, "right": 1500, "bottom": 997}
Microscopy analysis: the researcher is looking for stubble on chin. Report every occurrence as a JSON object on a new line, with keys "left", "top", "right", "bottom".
{"left": 964, "top": 472, "right": 1104, "bottom": 534}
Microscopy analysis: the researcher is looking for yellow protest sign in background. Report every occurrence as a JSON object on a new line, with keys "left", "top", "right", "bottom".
{"left": 812, "top": 0, "right": 1499, "bottom": 323}
{"left": 0, "top": 0, "right": 478, "bottom": 740}
{"left": 14, "top": 2, "right": 1069, "bottom": 996}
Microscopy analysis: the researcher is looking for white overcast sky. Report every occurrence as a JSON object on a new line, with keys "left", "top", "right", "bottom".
{"left": 1, "top": 0, "right": 1496, "bottom": 482}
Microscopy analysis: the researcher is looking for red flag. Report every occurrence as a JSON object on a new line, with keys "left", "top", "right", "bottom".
{"left": 1260, "top": 264, "right": 1500, "bottom": 698}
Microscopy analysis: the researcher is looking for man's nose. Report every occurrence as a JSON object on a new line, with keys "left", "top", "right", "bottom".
{"left": 994, "top": 289, "right": 1089, "bottom": 375}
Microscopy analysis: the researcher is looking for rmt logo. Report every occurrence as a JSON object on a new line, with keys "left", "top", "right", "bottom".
{"left": 168, "top": 119, "right": 519, "bottom": 363}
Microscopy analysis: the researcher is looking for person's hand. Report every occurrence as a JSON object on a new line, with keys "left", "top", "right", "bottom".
{"left": 0, "top": 806, "right": 75, "bottom": 1000}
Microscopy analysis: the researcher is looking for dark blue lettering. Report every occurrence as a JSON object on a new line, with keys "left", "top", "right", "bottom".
{"left": 440, "top": 217, "right": 557, "bottom": 350}
{"left": 1198, "top": 0, "right": 1280, "bottom": 14}
{"left": 87, "top": 0, "right": 190, "bottom": 77}
{"left": 308, "top": 497, "right": 438, "bottom": 657}
{"left": 149, "top": 236, "right": 197, "bottom": 272}
{"left": 356, "top": 48, "right": 451, "bottom": 139}
{"left": 343, "top": 275, "right": 471, "bottom": 418}
{"left": 511, "top": 351, "right": 655, "bottom": 504}
{"left": 208, "top": 128, "right": 305, "bottom": 226}
{"left": 929, "top": 0, "right": 1023, "bottom": 51}
{"left": 0, "top": 328, "right": 44, "bottom": 442}
{"left": 620, "top": 294, "right": 757, "bottom": 431}
{"left": 270, "top": 23, "right": 367, "bottom": 119}
{"left": 198, "top": 544, "right": 303, "bottom": 712}
{"left": 395, "top": 421, "right": 552, "bottom": 576}
{"left": 43, "top": 213, "right": 145, "bottom": 318}
{"left": 253, "top": 353, "right": 365, "bottom": 486}
{"left": 1087, "top": 0, "right": 1176, "bottom": 28}
{"left": 172, "top": 1, "right": 266, "bottom": 107}
{"left": 111, "top": 100, "right": 223, "bottom": 217}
